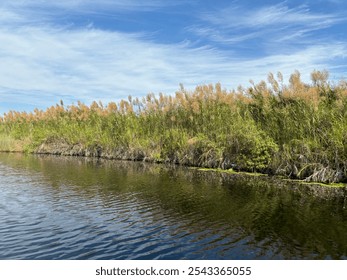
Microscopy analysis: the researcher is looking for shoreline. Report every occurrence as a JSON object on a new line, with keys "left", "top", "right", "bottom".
{"left": 1, "top": 139, "right": 346, "bottom": 198}
{"left": 35, "top": 138, "right": 347, "bottom": 189}
{"left": 1, "top": 149, "right": 346, "bottom": 204}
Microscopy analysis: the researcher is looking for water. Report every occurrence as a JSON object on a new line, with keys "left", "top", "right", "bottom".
{"left": 0, "top": 153, "right": 346, "bottom": 260}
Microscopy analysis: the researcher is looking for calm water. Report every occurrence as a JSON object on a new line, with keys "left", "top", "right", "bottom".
{"left": 0, "top": 153, "right": 346, "bottom": 260}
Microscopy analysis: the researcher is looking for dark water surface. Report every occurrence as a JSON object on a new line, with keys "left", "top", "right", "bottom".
{"left": 0, "top": 153, "right": 346, "bottom": 260}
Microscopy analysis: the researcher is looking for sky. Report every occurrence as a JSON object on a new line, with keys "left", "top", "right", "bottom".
{"left": 0, "top": 0, "right": 347, "bottom": 114}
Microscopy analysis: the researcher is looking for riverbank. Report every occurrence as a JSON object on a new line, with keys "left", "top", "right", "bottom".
{"left": 1, "top": 150, "right": 346, "bottom": 203}
{"left": 2, "top": 140, "right": 347, "bottom": 198}
{"left": 1, "top": 70, "right": 347, "bottom": 183}
{"left": 31, "top": 137, "right": 347, "bottom": 189}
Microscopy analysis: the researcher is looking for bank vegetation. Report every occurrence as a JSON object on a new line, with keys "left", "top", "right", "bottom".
{"left": 1, "top": 70, "right": 347, "bottom": 183}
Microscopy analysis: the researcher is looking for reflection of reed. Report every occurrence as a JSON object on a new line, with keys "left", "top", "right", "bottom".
{"left": 0, "top": 153, "right": 347, "bottom": 259}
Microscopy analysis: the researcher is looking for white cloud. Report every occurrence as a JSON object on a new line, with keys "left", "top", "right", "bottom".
{"left": 0, "top": 24, "right": 228, "bottom": 110}
{"left": 0, "top": 0, "right": 186, "bottom": 30}
{"left": 193, "top": 2, "right": 345, "bottom": 45}
{"left": 0, "top": 1, "right": 347, "bottom": 114}
{"left": 186, "top": 26, "right": 261, "bottom": 44}
{"left": 1, "top": 24, "right": 346, "bottom": 113}
{"left": 1, "top": 0, "right": 171, "bottom": 10}
{"left": 203, "top": 3, "right": 341, "bottom": 30}
{"left": 1, "top": 22, "right": 345, "bottom": 107}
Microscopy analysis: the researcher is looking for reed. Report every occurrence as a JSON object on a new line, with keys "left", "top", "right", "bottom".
{"left": 1, "top": 70, "right": 347, "bottom": 183}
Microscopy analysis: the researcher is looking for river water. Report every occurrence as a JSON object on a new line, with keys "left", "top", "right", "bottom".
{"left": 0, "top": 153, "right": 346, "bottom": 260}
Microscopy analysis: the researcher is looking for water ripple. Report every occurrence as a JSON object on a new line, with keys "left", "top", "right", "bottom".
{"left": 1, "top": 154, "right": 347, "bottom": 259}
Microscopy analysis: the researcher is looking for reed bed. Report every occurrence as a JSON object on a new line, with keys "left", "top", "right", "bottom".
{"left": 1, "top": 70, "right": 347, "bottom": 183}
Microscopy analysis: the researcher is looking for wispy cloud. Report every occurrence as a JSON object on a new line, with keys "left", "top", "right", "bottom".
{"left": 1, "top": 22, "right": 344, "bottom": 106}
{"left": 192, "top": 2, "right": 344, "bottom": 45}
{"left": 0, "top": 0, "right": 187, "bottom": 30}
{"left": 0, "top": 23, "right": 231, "bottom": 111}
{"left": 202, "top": 3, "right": 341, "bottom": 29}
{"left": 0, "top": 1, "right": 347, "bottom": 114}
{"left": 1, "top": 0, "right": 174, "bottom": 11}
{"left": 186, "top": 26, "right": 260, "bottom": 45}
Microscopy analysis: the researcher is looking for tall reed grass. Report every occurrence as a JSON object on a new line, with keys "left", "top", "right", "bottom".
{"left": 1, "top": 70, "right": 347, "bottom": 183}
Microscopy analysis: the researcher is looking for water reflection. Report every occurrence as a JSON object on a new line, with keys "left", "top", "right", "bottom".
{"left": 0, "top": 153, "right": 346, "bottom": 259}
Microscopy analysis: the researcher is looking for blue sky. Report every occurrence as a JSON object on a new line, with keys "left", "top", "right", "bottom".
{"left": 0, "top": 0, "right": 347, "bottom": 114}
